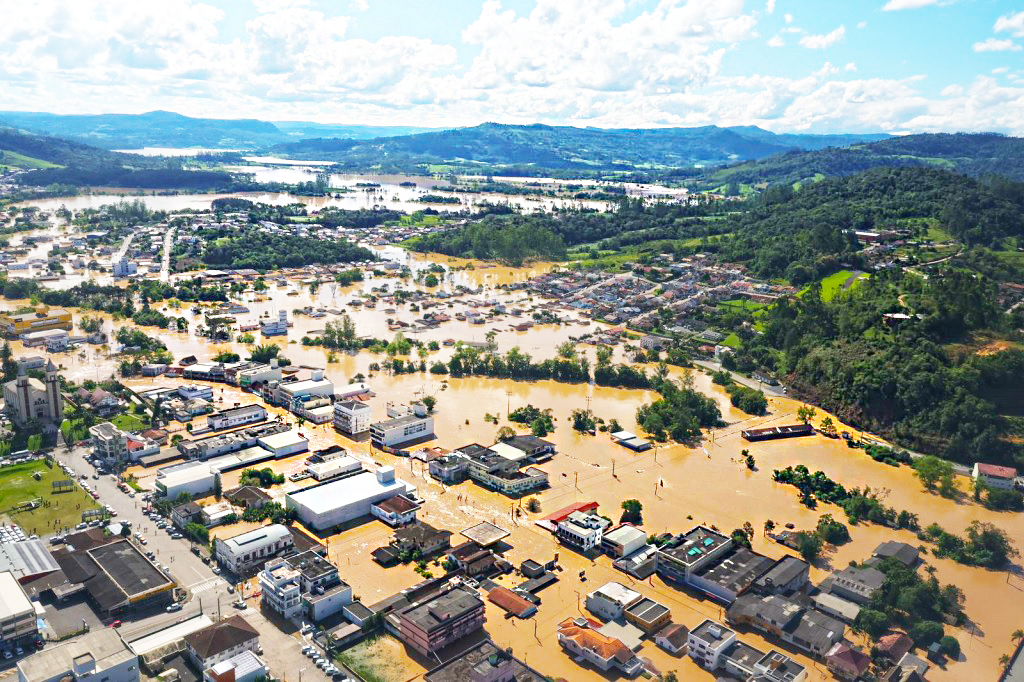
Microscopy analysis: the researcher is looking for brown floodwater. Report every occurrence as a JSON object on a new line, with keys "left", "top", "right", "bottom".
{"left": 2, "top": 241, "right": 1018, "bottom": 681}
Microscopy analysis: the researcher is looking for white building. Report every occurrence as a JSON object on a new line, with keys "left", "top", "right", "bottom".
{"left": 17, "top": 629, "right": 138, "bottom": 682}
{"left": 112, "top": 259, "right": 137, "bottom": 277}
{"left": 286, "top": 467, "right": 415, "bottom": 531}
{"left": 585, "top": 582, "right": 643, "bottom": 621}
{"left": 256, "top": 430, "right": 308, "bottom": 458}
{"left": 258, "top": 558, "right": 303, "bottom": 619}
{"left": 260, "top": 311, "right": 289, "bottom": 336}
{"left": 556, "top": 510, "right": 609, "bottom": 553}
{"left": 333, "top": 400, "right": 372, "bottom": 435}
{"left": 178, "top": 384, "right": 214, "bottom": 401}
{"left": 688, "top": 620, "right": 738, "bottom": 671}
{"left": 155, "top": 464, "right": 217, "bottom": 500}
{"left": 307, "top": 456, "right": 362, "bottom": 482}
{"left": 602, "top": 525, "right": 648, "bottom": 559}
{"left": 203, "top": 650, "right": 267, "bottom": 682}
{"left": 370, "top": 410, "right": 434, "bottom": 450}
{"left": 0, "top": 571, "right": 38, "bottom": 651}
{"left": 972, "top": 463, "right": 1018, "bottom": 490}
{"left": 3, "top": 363, "right": 63, "bottom": 428}
{"left": 214, "top": 524, "right": 294, "bottom": 574}
{"left": 89, "top": 422, "right": 129, "bottom": 464}
{"left": 207, "top": 405, "right": 267, "bottom": 431}
{"left": 276, "top": 372, "right": 333, "bottom": 410}
{"left": 184, "top": 615, "right": 260, "bottom": 671}
{"left": 237, "top": 361, "right": 282, "bottom": 388}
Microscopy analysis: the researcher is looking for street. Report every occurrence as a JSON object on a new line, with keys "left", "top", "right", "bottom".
{"left": 55, "top": 444, "right": 334, "bottom": 682}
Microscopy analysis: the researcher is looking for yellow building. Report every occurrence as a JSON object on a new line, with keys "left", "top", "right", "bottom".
{"left": 0, "top": 306, "right": 72, "bottom": 338}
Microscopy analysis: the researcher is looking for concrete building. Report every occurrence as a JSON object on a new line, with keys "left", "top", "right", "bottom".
{"left": 973, "top": 462, "right": 1018, "bottom": 490}
{"left": 237, "top": 361, "right": 282, "bottom": 389}
{"left": 727, "top": 594, "right": 846, "bottom": 658}
{"left": 256, "top": 430, "right": 308, "bottom": 458}
{"left": 306, "top": 455, "right": 362, "bottom": 482}
{"left": 16, "top": 629, "right": 138, "bottom": 682}
{"left": 112, "top": 259, "right": 137, "bottom": 278}
{"left": 656, "top": 526, "right": 732, "bottom": 585}
{"left": 285, "top": 467, "right": 415, "bottom": 531}
{"left": 753, "top": 556, "right": 810, "bottom": 596}
{"left": 586, "top": 582, "right": 643, "bottom": 621}
{"left": 556, "top": 510, "right": 610, "bottom": 553}
{"left": 258, "top": 551, "right": 351, "bottom": 624}
{"left": 333, "top": 400, "right": 372, "bottom": 436}
{"left": 393, "top": 586, "right": 485, "bottom": 656}
{"left": 155, "top": 464, "right": 218, "bottom": 500}
{"left": 371, "top": 413, "right": 434, "bottom": 450}
{"left": 557, "top": 617, "right": 644, "bottom": 678}
{"left": 0, "top": 571, "right": 38, "bottom": 651}
{"left": 89, "top": 422, "right": 130, "bottom": 464}
{"left": 624, "top": 598, "right": 672, "bottom": 634}
{"left": 214, "top": 524, "right": 294, "bottom": 574}
{"left": 257, "top": 559, "right": 302, "bottom": 619}
{"left": 370, "top": 494, "right": 420, "bottom": 527}
{"left": 0, "top": 306, "right": 72, "bottom": 338}
{"left": 184, "top": 615, "right": 259, "bottom": 671}
{"left": 178, "top": 384, "right": 214, "bottom": 401}
{"left": 0, "top": 541, "right": 60, "bottom": 583}
{"left": 207, "top": 405, "right": 267, "bottom": 431}
{"left": 276, "top": 374, "right": 333, "bottom": 410}
{"left": 602, "top": 525, "right": 648, "bottom": 559}
{"left": 3, "top": 362, "right": 63, "bottom": 428}
{"left": 423, "top": 639, "right": 546, "bottom": 682}
{"left": 203, "top": 650, "right": 267, "bottom": 682}
{"left": 259, "top": 310, "right": 289, "bottom": 336}
{"left": 687, "top": 619, "right": 738, "bottom": 671}
{"left": 824, "top": 565, "right": 886, "bottom": 605}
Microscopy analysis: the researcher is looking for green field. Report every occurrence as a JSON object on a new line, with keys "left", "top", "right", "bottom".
{"left": 803, "top": 269, "right": 869, "bottom": 302}
{"left": 0, "top": 460, "right": 102, "bottom": 535}
{"left": 0, "top": 150, "right": 62, "bottom": 170}
{"left": 112, "top": 412, "right": 147, "bottom": 432}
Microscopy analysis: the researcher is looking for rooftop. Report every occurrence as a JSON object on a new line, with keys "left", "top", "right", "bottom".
{"left": 221, "top": 524, "right": 292, "bottom": 553}
{"left": 87, "top": 540, "right": 174, "bottom": 598}
{"left": 625, "top": 597, "right": 670, "bottom": 624}
{"left": 287, "top": 470, "right": 411, "bottom": 515}
{"left": 695, "top": 546, "right": 776, "bottom": 596}
{"left": 0, "top": 571, "right": 33, "bottom": 621}
{"left": 185, "top": 615, "right": 259, "bottom": 660}
{"left": 755, "top": 650, "right": 807, "bottom": 682}
{"left": 399, "top": 587, "right": 482, "bottom": 634}
{"left": 754, "top": 556, "right": 809, "bottom": 592}
{"left": 488, "top": 587, "right": 536, "bottom": 618}
{"left": 460, "top": 521, "right": 510, "bottom": 547}
{"left": 424, "top": 639, "right": 545, "bottom": 682}
{"left": 17, "top": 629, "right": 135, "bottom": 682}
{"left": 284, "top": 550, "right": 337, "bottom": 581}
{"left": 660, "top": 525, "right": 730, "bottom": 567}
{"left": 372, "top": 494, "right": 420, "bottom": 515}
{"left": 0, "top": 539, "right": 60, "bottom": 580}
{"left": 591, "top": 581, "right": 642, "bottom": 607}
{"left": 604, "top": 524, "right": 647, "bottom": 546}
{"left": 691, "top": 619, "right": 736, "bottom": 645}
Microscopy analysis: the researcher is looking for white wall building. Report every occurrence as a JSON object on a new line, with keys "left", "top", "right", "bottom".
{"left": 258, "top": 558, "right": 303, "bottom": 620}
{"left": 333, "top": 400, "right": 372, "bottom": 435}
{"left": 556, "top": 511, "right": 609, "bottom": 553}
{"left": 0, "top": 571, "right": 38, "bottom": 651}
{"left": 370, "top": 412, "right": 434, "bottom": 450}
{"left": 89, "top": 422, "right": 129, "bottom": 464}
{"left": 213, "top": 524, "right": 294, "bottom": 574}
{"left": 307, "top": 456, "right": 362, "bottom": 482}
{"left": 155, "top": 464, "right": 217, "bottom": 500}
{"left": 286, "top": 467, "right": 415, "bottom": 531}
{"left": 687, "top": 620, "right": 738, "bottom": 671}
{"left": 260, "top": 311, "right": 289, "bottom": 336}
{"left": 585, "top": 582, "right": 643, "bottom": 622}
{"left": 17, "top": 629, "right": 138, "bottom": 682}
{"left": 207, "top": 405, "right": 267, "bottom": 431}
{"left": 972, "top": 463, "right": 1018, "bottom": 491}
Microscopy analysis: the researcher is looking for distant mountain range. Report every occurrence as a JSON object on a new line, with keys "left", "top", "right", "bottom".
{"left": 269, "top": 122, "right": 892, "bottom": 170}
{"left": 0, "top": 110, "right": 439, "bottom": 150}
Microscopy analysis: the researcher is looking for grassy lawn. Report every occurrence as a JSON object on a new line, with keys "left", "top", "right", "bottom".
{"left": 112, "top": 412, "right": 147, "bottom": 432}
{"left": 0, "top": 150, "right": 62, "bottom": 170}
{"left": 721, "top": 332, "right": 743, "bottom": 349}
{"left": 719, "top": 298, "right": 767, "bottom": 312}
{"left": 61, "top": 417, "right": 92, "bottom": 444}
{"left": 0, "top": 460, "right": 102, "bottom": 535}
{"left": 809, "top": 269, "right": 869, "bottom": 302}
{"left": 335, "top": 636, "right": 420, "bottom": 682}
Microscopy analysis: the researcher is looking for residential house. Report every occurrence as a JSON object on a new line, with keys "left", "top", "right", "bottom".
{"left": 823, "top": 566, "right": 886, "bottom": 605}
{"left": 556, "top": 617, "right": 644, "bottom": 678}
{"left": 585, "top": 582, "right": 643, "bottom": 622}
{"left": 393, "top": 586, "right": 485, "bottom": 656}
{"left": 826, "top": 642, "right": 871, "bottom": 680}
{"left": 556, "top": 510, "right": 611, "bottom": 553}
{"left": 727, "top": 593, "right": 845, "bottom": 658}
{"left": 972, "top": 463, "right": 1018, "bottom": 491}
{"left": 184, "top": 615, "right": 260, "bottom": 672}
{"left": 655, "top": 623, "right": 689, "bottom": 655}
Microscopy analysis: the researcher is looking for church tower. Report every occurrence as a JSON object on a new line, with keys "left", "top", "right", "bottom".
{"left": 15, "top": 365, "right": 31, "bottom": 426}
{"left": 44, "top": 359, "right": 63, "bottom": 424}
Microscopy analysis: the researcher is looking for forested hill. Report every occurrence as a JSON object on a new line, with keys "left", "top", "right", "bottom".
{"left": 698, "top": 132, "right": 1024, "bottom": 188}
{"left": 0, "top": 126, "right": 133, "bottom": 168}
{"left": 269, "top": 122, "right": 890, "bottom": 170}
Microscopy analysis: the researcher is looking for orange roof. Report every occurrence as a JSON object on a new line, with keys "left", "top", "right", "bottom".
{"left": 488, "top": 587, "right": 536, "bottom": 617}
{"left": 557, "top": 617, "right": 633, "bottom": 664}
{"left": 543, "top": 501, "right": 599, "bottom": 524}
{"left": 977, "top": 463, "right": 1017, "bottom": 479}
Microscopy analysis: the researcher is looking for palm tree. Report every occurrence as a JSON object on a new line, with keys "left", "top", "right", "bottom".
{"left": 763, "top": 519, "right": 776, "bottom": 535}
{"left": 1001, "top": 654, "right": 1011, "bottom": 667}
{"left": 1013, "top": 629, "right": 1024, "bottom": 643}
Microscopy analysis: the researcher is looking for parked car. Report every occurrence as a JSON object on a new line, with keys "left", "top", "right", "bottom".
{"left": 211, "top": 566, "right": 221, "bottom": 575}
{"left": 226, "top": 585, "right": 235, "bottom": 594}
{"left": 109, "top": 620, "right": 122, "bottom": 628}
{"left": 166, "top": 603, "right": 183, "bottom": 613}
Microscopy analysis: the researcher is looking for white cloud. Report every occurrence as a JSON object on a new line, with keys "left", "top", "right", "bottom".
{"left": 765, "top": 0, "right": 775, "bottom": 14}
{"left": 857, "top": 21, "right": 867, "bottom": 29}
{"left": 844, "top": 62, "right": 857, "bottom": 71}
{"left": 940, "top": 84, "right": 963, "bottom": 96}
{"left": 882, "top": 0, "right": 955, "bottom": 10}
{"left": 799, "top": 25, "right": 845, "bottom": 49}
{"left": 994, "top": 11, "right": 1024, "bottom": 37}
{"left": 973, "top": 38, "right": 1021, "bottom": 52}
{"left": 767, "top": 34, "right": 785, "bottom": 47}
{"left": 784, "top": 13, "right": 793, "bottom": 23}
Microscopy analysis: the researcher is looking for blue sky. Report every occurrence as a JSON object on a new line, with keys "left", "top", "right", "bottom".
{"left": 1, "top": 0, "right": 1023, "bottom": 133}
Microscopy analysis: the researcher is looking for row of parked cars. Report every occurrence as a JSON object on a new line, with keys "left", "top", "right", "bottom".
{"left": 300, "top": 644, "right": 348, "bottom": 680}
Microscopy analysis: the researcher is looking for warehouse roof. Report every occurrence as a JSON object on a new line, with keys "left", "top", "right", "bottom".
{"left": 0, "top": 571, "right": 33, "bottom": 621}
{"left": 0, "top": 539, "right": 59, "bottom": 580}
{"left": 287, "top": 471, "right": 409, "bottom": 516}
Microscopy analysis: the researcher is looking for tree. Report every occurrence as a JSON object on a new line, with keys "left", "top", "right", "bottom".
{"left": 495, "top": 426, "right": 516, "bottom": 442}
{"left": 1013, "top": 629, "right": 1024, "bottom": 643}
{"left": 530, "top": 418, "right": 549, "bottom": 437}
{"left": 798, "top": 532, "right": 823, "bottom": 562}
{"left": 940, "top": 635, "right": 960, "bottom": 659}
{"left": 621, "top": 499, "right": 643, "bottom": 524}
{"left": 856, "top": 608, "right": 890, "bottom": 638}
{"left": 249, "top": 343, "right": 281, "bottom": 363}
{"left": 214, "top": 474, "right": 222, "bottom": 499}
{"left": 422, "top": 395, "right": 436, "bottom": 413}
{"left": 913, "top": 455, "right": 955, "bottom": 492}
{"left": 571, "top": 409, "right": 596, "bottom": 433}
{"left": 526, "top": 498, "right": 541, "bottom": 513}
{"left": 796, "top": 405, "right": 816, "bottom": 424}
{"left": 763, "top": 519, "right": 775, "bottom": 535}
{"left": 910, "top": 620, "right": 944, "bottom": 646}
{"left": 820, "top": 415, "right": 836, "bottom": 435}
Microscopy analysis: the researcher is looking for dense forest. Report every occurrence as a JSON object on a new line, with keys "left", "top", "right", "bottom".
{"left": 193, "top": 228, "right": 374, "bottom": 271}
{"left": 725, "top": 269, "right": 1024, "bottom": 464}
{"left": 698, "top": 133, "right": 1024, "bottom": 188}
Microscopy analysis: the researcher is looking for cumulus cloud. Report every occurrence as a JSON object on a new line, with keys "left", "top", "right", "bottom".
{"left": 994, "top": 11, "right": 1024, "bottom": 37}
{"left": 765, "top": 0, "right": 775, "bottom": 14}
{"left": 973, "top": 38, "right": 1021, "bottom": 52}
{"left": 883, "top": 0, "right": 956, "bottom": 10}
{"left": 799, "top": 25, "right": 845, "bottom": 49}
{"left": 767, "top": 34, "right": 785, "bottom": 47}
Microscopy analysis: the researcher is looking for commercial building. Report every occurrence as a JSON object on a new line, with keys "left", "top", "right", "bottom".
{"left": 370, "top": 494, "right": 420, "bottom": 527}
{"left": 256, "top": 430, "right": 308, "bottom": 458}
{"left": 822, "top": 565, "right": 886, "bottom": 605}
{"left": 237, "top": 361, "right": 282, "bottom": 389}
{"left": 333, "top": 400, "right": 372, "bottom": 436}
{"left": 213, "top": 524, "right": 294, "bottom": 574}
{"left": 973, "top": 462, "right": 1018, "bottom": 490}
{"left": 184, "top": 615, "right": 259, "bottom": 671}
{"left": 450, "top": 443, "right": 549, "bottom": 497}
{"left": 687, "top": 619, "right": 738, "bottom": 671}
{"left": 16, "top": 629, "right": 138, "bottom": 682}
{"left": 207, "top": 405, "right": 267, "bottom": 431}
{"left": 285, "top": 467, "right": 415, "bottom": 531}
{"left": 393, "top": 586, "right": 485, "bottom": 656}
{"left": 727, "top": 594, "right": 846, "bottom": 658}
{"left": 656, "top": 526, "right": 733, "bottom": 585}
{"left": 586, "top": 582, "right": 643, "bottom": 621}
{"left": 274, "top": 372, "right": 333, "bottom": 408}
{"left": 89, "top": 422, "right": 130, "bottom": 464}
{"left": 556, "top": 510, "right": 610, "bottom": 553}
{"left": 371, "top": 413, "right": 434, "bottom": 450}
{"left": 690, "top": 545, "right": 776, "bottom": 604}
{"left": 602, "top": 524, "right": 648, "bottom": 559}
{"left": 259, "top": 551, "right": 351, "bottom": 624}
{"left": 753, "top": 556, "right": 810, "bottom": 596}
{"left": 0, "top": 571, "right": 38, "bottom": 651}
{"left": 257, "top": 559, "right": 302, "bottom": 619}
{"left": 306, "top": 455, "right": 362, "bottom": 482}
{"left": 259, "top": 310, "right": 289, "bottom": 336}
{"left": 624, "top": 598, "right": 672, "bottom": 634}
{"left": 423, "top": 639, "right": 546, "bottom": 682}
{"left": 51, "top": 536, "right": 176, "bottom": 616}
{"left": 178, "top": 384, "right": 214, "bottom": 401}
{"left": 21, "top": 329, "right": 70, "bottom": 352}
{"left": 3, "top": 363, "right": 63, "bottom": 428}
{"left": 0, "top": 306, "right": 72, "bottom": 338}
{"left": 0, "top": 541, "right": 60, "bottom": 583}
{"left": 155, "top": 464, "right": 218, "bottom": 500}
{"left": 556, "top": 617, "right": 644, "bottom": 678}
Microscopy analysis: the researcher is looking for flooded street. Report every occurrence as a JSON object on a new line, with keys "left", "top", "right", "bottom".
{"left": 1, "top": 208, "right": 1020, "bottom": 682}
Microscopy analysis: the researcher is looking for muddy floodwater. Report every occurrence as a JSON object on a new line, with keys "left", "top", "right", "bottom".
{"left": 2, "top": 219, "right": 1020, "bottom": 680}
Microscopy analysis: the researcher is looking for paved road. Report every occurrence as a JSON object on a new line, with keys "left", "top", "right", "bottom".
{"left": 113, "top": 233, "right": 135, "bottom": 264}
{"left": 691, "top": 359, "right": 787, "bottom": 397}
{"left": 159, "top": 226, "right": 175, "bottom": 283}
{"left": 54, "top": 445, "right": 335, "bottom": 682}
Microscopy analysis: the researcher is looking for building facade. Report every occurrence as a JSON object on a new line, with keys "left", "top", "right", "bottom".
{"left": 214, "top": 524, "right": 294, "bottom": 574}
{"left": 333, "top": 400, "right": 372, "bottom": 435}
{"left": 3, "top": 362, "right": 63, "bottom": 428}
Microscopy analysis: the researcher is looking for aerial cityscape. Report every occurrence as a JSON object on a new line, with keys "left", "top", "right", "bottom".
{"left": 0, "top": 2, "right": 1023, "bottom": 682}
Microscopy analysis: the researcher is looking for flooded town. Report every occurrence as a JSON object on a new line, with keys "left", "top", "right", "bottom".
{"left": 0, "top": 172, "right": 1019, "bottom": 682}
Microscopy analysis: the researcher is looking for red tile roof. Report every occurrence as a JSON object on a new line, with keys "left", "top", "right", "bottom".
{"left": 488, "top": 587, "right": 535, "bottom": 618}
{"left": 543, "top": 501, "right": 599, "bottom": 524}
{"left": 977, "top": 463, "right": 1017, "bottom": 479}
